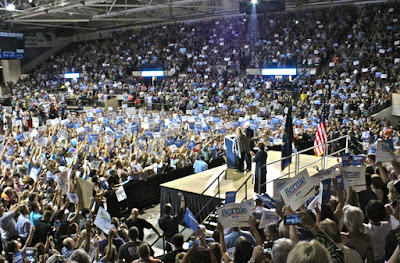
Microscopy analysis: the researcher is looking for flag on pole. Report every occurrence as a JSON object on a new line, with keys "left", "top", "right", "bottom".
{"left": 281, "top": 103, "right": 293, "bottom": 171}
{"left": 314, "top": 95, "right": 328, "bottom": 156}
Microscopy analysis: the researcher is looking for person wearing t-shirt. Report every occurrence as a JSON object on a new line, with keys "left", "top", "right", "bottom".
{"left": 124, "top": 208, "right": 162, "bottom": 242}
{"left": 118, "top": 227, "right": 154, "bottom": 263}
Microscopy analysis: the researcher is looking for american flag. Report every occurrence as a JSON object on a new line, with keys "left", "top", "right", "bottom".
{"left": 314, "top": 95, "right": 327, "bottom": 156}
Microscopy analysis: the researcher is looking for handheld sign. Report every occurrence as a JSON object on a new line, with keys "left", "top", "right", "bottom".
{"left": 259, "top": 209, "right": 280, "bottom": 229}
{"left": 67, "top": 192, "right": 79, "bottom": 204}
{"left": 94, "top": 206, "right": 113, "bottom": 235}
{"left": 225, "top": 191, "right": 237, "bottom": 204}
{"left": 279, "top": 170, "right": 316, "bottom": 211}
{"left": 115, "top": 186, "right": 127, "bottom": 202}
{"left": 376, "top": 141, "right": 395, "bottom": 162}
{"left": 342, "top": 166, "right": 366, "bottom": 192}
{"left": 256, "top": 193, "right": 277, "bottom": 209}
{"left": 217, "top": 200, "right": 254, "bottom": 229}
{"left": 183, "top": 208, "right": 201, "bottom": 232}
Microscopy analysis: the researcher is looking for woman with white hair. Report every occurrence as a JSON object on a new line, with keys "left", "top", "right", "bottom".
{"left": 271, "top": 238, "right": 294, "bottom": 263}
{"left": 287, "top": 240, "right": 331, "bottom": 263}
{"left": 233, "top": 127, "right": 247, "bottom": 172}
{"left": 341, "top": 205, "right": 374, "bottom": 263}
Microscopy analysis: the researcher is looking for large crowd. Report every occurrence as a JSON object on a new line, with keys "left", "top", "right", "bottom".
{"left": 0, "top": 0, "right": 400, "bottom": 262}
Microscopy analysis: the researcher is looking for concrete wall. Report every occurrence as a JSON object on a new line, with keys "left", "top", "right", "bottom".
{"left": 1, "top": 60, "right": 21, "bottom": 84}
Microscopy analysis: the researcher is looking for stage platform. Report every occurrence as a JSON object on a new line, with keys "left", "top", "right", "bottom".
{"left": 160, "top": 150, "right": 338, "bottom": 222}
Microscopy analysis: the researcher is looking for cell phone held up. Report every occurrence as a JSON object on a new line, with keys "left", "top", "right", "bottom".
{"left": 284, "top": 214, "right": 301, "bottom": 225}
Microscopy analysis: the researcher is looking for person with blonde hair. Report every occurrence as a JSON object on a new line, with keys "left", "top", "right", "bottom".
{"left": 233, "top": 127, "right": 247, "bottom": 173}
{"left": 287, "top": 240, "right": 331, "bottom": 263}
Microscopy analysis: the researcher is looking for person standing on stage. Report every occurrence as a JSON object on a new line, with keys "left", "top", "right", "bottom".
{"left": 233, "top": 127, "right": 247, "bottom": 173}
{"left": 254, "top": 142, "right": 268, "bottom": 194}
{"left": 244, "top": 121, "right": 255, "bottom": 171}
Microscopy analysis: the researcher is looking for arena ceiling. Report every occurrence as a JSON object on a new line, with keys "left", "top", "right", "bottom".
{"left": 0, "top": 0, "right": 385, "bottom": 32}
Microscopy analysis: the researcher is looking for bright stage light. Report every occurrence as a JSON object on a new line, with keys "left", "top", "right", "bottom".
{"left": 261, "top": 68, "right": 297, "bottom": 76}
{"left": 251, "top": 0, "right": 258, "bottom": 4}
{"left": 6, "top": 4, "right": 16, "bottom": 11}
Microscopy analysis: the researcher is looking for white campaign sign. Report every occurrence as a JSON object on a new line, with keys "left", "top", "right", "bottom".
{"left": 259, "top": 209, "right": 280, "bottom": 229}
{"left": 115, "top": 186, "right": 127, "bottom": 202}
{"left": 310, "top": 165, "right": 339, "bottom": 185}
{"left": 376, "top": 141, "right": 395, "bottom": 162}
{"left": 273, "top": 178, "right": 291, "bottom": 200}
{"left": 279, "top": 170, "right": 316, "bottom": 211}
{"left": 217, "top": 200, "right": 254, "bottom": 229}
{"left": 94, "top": 206, "right": 113, "bottom": 235}
{"left": 342, "top": 166, "right": 366, "bottom": 192}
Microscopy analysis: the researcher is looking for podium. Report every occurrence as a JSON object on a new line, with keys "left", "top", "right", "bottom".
{"left": 225, "top": 135, "right": 237, "bottom": 169}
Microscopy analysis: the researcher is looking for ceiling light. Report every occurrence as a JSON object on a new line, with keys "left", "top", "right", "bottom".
{"left": 251, "top": 0, "right": 258, "bottom": 4}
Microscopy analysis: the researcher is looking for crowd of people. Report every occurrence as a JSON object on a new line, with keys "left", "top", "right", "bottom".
{"left": 0, "top": 0, "right": 400, "bottom": 262}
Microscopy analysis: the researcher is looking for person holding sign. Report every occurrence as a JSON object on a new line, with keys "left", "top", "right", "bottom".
{"left": 158, "top": 193, "right": 185, "bottom": 251}
{"left": 254, "top": 142, "right": 268, "bottom": 194}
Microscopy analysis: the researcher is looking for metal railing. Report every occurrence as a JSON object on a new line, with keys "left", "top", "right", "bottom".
{"left": 236, "top": 173, "right": 254, "bottom": 203}
{"left": 151, "top": 168, "right": 226, "bottom": 253}
{"left": 254, "top": 135, "right": 350, "bottom": 194}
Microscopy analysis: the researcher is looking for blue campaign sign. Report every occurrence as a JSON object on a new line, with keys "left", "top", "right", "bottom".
{"left": 321, "top": 179, "right": 332, "bottom": 204}
{"left": 352, "top": 155, "right": 365, "bottom": 166}
{"left": 221, "top": 105, "right": 228, "bottom": 110}
{"left": 256, "top": 193, "right": 277, "bottom": 209}
{"left": 131, "top": 123, "right": 139, "bottom": 133}
{"left": 154, "top": 127, "right": 160, "bottom": 132}
{"left": 250, "top": 124, "right": 258, "bottom": 130}
{"left": 15, "top": 133, "right": 24, "bottom": 142}
{"left": 175, "top": 139, "right": 184, "bottom": 148}
{"left": 271, "top": 118, "right": 280, "bottom": 125}
{"left": 74, "top": 123, "right": 80, "bottom": 129}
{"left": 13, "top": 251, "right": 23, "bottom": 263}
{"left": 341, "top": 153, "right": 350, "bottom": 166}
{"left": 88, "top": 134, "right": 98, "bottom": 144}
{"left": 145, "top": 130, "right": 153, "bottom": 138}
{"left": 183, "top": 208, "right": 200, "bottom": 232}
{"left": 84, "top": 126, "right": 91, "bottom": 133}
{"left": 213, "top": 117, "right": 221, "bottom": 123}
{"left": 311, "top": 116, "right": 319, "bottom": 122}
{"left": 87, "top": 117, "right": 94, "bottom": 122}
{"left": 51, "top": 135, "right": 58, "bottom": 144}
{"left": 115, "top": 118, "right": 123, "bottom": 125}
{"left": 104, "top": 118, "right": 109, "bottom": 125}
{"left": 187, "top": 141, "right": 196, "bottom": 150}
{"left": 78, "top": 134, "right": 86, "bottom": 142}
{"left": 166, "top": 139, "right": 175, "bottom": 146}
{"left": 218, "top": 129, "right": 227, "bottom": 134}
{"left": 233, "top": 121, "right": 240, "bottom": 127}
{"left": 115, "top": 132, "right": 123, "bottom": 139}
{"left": 295, "top": 120, "right": 303, "bottom": 126}
{"left": 194, "top": 124, "right": 202, "bottom": 133}
{"left": 335, "top": 174, "right": 344, "bottom": 192}
{"left": 66, "top": 123, "right": 75, "bottom": 129}
{"left": 234, "top": 109, "right": 241, "bottom": 113}
{"left": 225, "top": 191, "right": 236, "bottom": 204}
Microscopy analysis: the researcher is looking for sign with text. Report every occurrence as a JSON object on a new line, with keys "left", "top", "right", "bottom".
{"left": 342, "top": 166, "right": 366, "bottom": 192}
{"left": 217, "top": 200, "right": 254, "bottom": 229}
{"left": 94, "top": 206, "right": 113, "bottom": 235}
{"left": 376, "top": 141, "right": 395, "bottom": 163}
{"left": 279, "top": 170, "right": 316, "bottom": 211}
{"left": 259, "top": 209, "right": 280, "bottom": 229}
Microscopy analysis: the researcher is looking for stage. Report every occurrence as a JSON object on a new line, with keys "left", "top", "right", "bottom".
{"left": 160, "top": 150, "right": 338, "bottom": 222}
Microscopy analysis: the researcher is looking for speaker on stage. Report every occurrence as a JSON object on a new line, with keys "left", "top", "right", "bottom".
{"left": 225, "top": 135, "right": 237, "bottom": 169}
